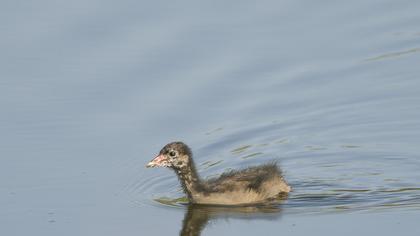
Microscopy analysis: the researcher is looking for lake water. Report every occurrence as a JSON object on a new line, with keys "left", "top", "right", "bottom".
{"left": 1, "top": 0, "right": 420, "bottom": 235}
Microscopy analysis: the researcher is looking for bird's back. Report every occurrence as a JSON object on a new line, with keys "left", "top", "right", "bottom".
{"left": 192, "top": 163, "right": 291, "bottom": 205}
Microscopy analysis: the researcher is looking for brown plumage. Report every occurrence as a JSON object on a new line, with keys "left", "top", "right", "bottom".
{"left": 146, "top": 142, "right": 291, "bottom": 205}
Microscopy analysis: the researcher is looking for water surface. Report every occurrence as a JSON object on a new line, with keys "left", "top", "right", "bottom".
{"left": 1, "top": 0, "right": 420, "bottom": 235}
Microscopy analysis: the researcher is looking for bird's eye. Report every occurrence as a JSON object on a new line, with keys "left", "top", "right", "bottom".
{"left": 169, "top": 151, "right": 176, "bottom": 157}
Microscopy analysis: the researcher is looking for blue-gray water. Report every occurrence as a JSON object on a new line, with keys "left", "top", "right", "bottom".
{"left": 1, "top": 0, "right": 420, "bottom": 235}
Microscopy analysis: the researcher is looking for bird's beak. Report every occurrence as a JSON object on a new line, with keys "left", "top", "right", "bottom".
{"left": 146, "top": 154, "right": 168, "bottom": 168}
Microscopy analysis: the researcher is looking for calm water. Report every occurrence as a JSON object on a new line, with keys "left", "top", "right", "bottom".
{"left": 1, "top": 0, "right": 420, "bottom": 235}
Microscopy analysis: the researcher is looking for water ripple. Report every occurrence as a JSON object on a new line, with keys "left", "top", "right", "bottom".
{"left": 126, "top": 115, "right": 420, "bottom": 214}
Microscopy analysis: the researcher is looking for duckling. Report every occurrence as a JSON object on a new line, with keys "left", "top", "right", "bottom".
{"left": 146, "top": 142, "right": 291, "bottom": 205}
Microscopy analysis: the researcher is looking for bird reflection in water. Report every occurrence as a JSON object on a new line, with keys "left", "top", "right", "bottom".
{"left": 179, "top": 193, "right": 287, "bottom": 236}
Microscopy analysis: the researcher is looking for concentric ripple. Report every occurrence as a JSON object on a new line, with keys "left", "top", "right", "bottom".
{"left": 125, "top": 115, "right": 420, "bottom": 214}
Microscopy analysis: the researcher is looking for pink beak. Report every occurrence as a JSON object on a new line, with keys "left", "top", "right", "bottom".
{"left": 146, "top": 154, "right": 168, "bottom": 168}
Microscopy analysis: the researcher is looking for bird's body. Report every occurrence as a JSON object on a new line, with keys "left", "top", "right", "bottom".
{"left": 147, "top": 142, "right": 291, "bottom": 205}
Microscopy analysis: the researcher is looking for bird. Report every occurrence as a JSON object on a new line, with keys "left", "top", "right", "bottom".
{"left": 146, "top": 141, "right": 291, "bottom": 205}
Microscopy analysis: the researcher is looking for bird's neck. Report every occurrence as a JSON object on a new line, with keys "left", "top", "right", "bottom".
{"left": 173, "top": 159, "right": 203, "bottom": 201}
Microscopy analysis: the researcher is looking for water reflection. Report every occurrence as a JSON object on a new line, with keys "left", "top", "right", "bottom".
{"left": 179, "top": 195, "right": 286, "bottom": 236}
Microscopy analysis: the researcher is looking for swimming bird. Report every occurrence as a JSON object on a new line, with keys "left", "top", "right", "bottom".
{"left": 146, "top": 142, "right": 291, "bottom": 205}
